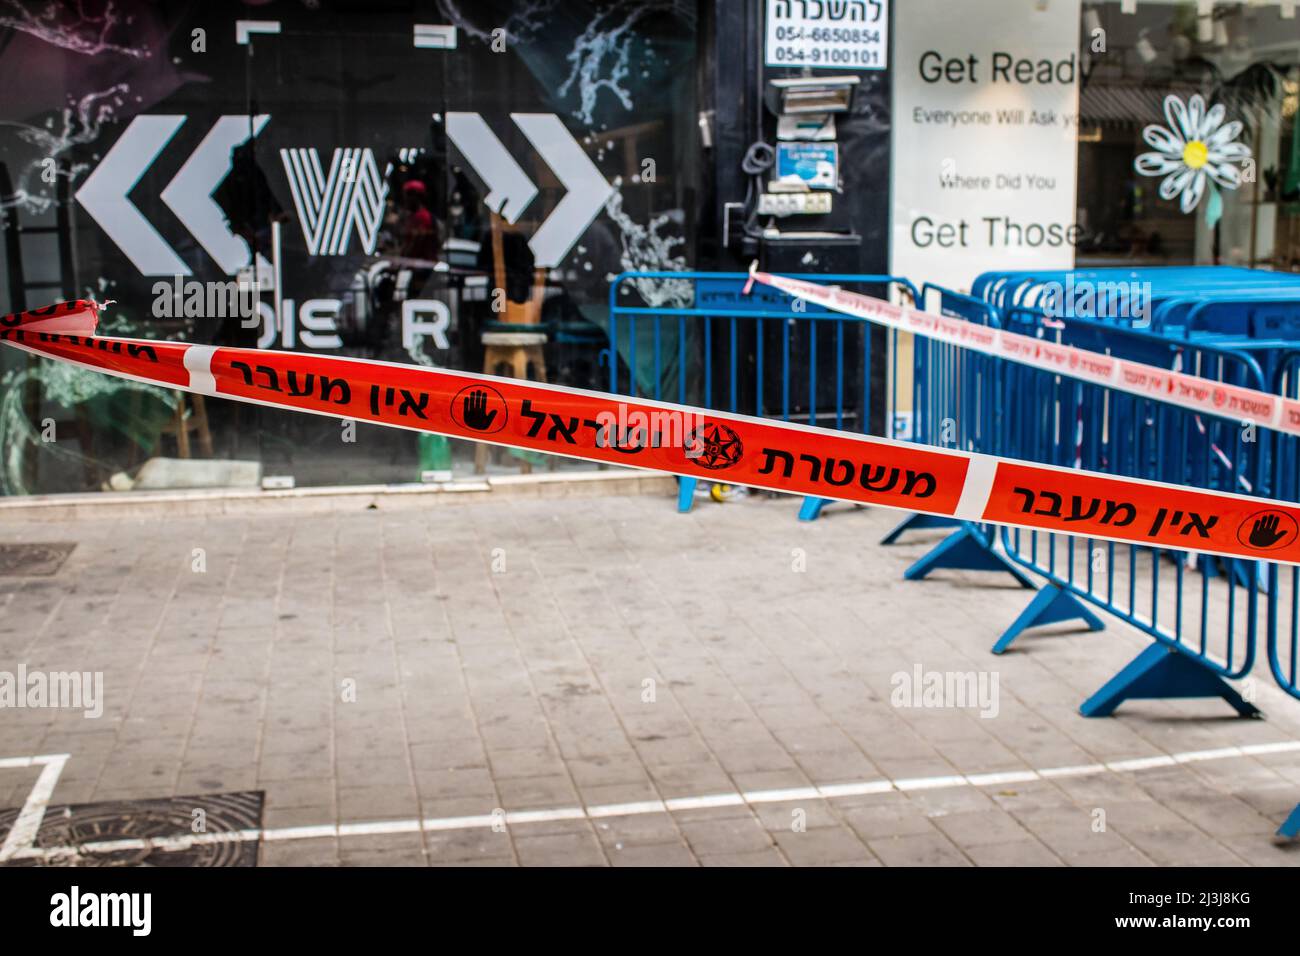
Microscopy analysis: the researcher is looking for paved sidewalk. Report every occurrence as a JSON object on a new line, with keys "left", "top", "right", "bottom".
{"left": 1, "top": 491, "right": 1299, "bottom": 866}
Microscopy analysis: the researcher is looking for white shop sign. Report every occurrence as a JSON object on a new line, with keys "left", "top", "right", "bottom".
{"left": 764, "top": 0, "right": 888, "bottom": 71}
{"left": 890, "top": 0, "right": 1081, "bottom": 292}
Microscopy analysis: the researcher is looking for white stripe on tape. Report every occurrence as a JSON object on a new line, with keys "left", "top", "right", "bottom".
{"left": 183, "top": 345, "right": 218, "bottom": 395}
{"left": 953, "top": 453, "right": 998, "bottom": 521}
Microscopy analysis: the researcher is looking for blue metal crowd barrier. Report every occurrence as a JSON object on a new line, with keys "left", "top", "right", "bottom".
{"left": 977, "top": 268, "right": 1300, "bottom": 344}
{"left": 606, "top": 271, "right": 919, "bottom": 516}
{"left": 892, "top": 266, "right": 1300, "bottom": 836}
{"left": 883, "top": 284, "right": 1033, "bottom": 583}
{"left": 1267, "top": 349, "right": 1300, "bottom": 726}
{"left": 973, "top": 265, "right": 1297, "bottom": 318}
{"left": 889, "top": 286, "right": 1263, "bottom": 686}
{"left": 918, "top": 272, "right": 1275, "bottom": 651}
{"left": 990, "top": 307, "right": 1266, "bottom": 707}
{"left": 613, "top": 265, "right": 1300, "bottom": 837}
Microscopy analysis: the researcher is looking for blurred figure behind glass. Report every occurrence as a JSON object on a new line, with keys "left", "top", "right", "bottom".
{"left": 399, "top": 179, "right": 439, "bottom": 262}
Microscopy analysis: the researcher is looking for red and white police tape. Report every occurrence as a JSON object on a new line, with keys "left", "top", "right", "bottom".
{"left": 747, "top": 267, "right": 1299, "bottom": 438}
{"left": 4, "top": 297, "right": 1300, "bottom": 567}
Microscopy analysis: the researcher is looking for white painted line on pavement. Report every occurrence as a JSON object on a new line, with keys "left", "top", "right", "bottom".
{"left": 0, "top": 754, "right": 70, "bottom": 862}
{"left": 6, "top": 741, "right": 1299, "bottom": 862}
{"left": 1106, "top": 755, "right": 1178, "bottom": 772}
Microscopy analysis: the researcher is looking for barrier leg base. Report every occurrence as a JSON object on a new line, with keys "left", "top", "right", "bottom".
{"left": 676, "top": 476, "right": 697, "bottom": 513}
{"left": 881, "top": 512, "right": 962, "bottom": 545}
{"left": 903, "top": 523, "right": 1035, "bottom": 588}
{"left": 798, "top": 496, "right": 828, "bottom": 522}
{"left": 1079, "top": 643, "right": 1262, "bottom": 719}
{"left": 1277, "top": 805, "right": 1300, "bottom": 839}
{"left": 991, "top": 583, "right": 1105, "bottom": 655}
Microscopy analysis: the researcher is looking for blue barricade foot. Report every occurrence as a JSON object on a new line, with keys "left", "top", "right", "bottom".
{"left": 1079, "top": 643, "right": 1262, "bottom": 719}
{"left": 1277, "top": 804, "right": 1300, "bottom": 839}
{"left": 903, "top": 523, "right": 1035, "bottom": 588}
{"left": 676, "top": 476, "right": 697, "bottom": 514}
{"left": 991, "top": 583, "right": 1105, "bottom": 655}
{"left": 881, "top": 512, "right": 962, "bottom": 545}
{"left": 798, "top": 496, "right": 828, "bottom": 522}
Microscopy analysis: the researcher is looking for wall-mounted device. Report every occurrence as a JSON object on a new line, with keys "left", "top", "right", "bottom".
{"left": 768, "top": 75, "right": 860, "bottom": 115}
{"left": 772, "top": 143, "right": 838, "bottom": 191}
{"left": 727, "top": 72, "right": 860, "bottom": 257}
{"left": 757, "top": 192, "right": 833, "bottom": 216}
{"left": 777, "top": 113, "right": 836, "bottom": 141}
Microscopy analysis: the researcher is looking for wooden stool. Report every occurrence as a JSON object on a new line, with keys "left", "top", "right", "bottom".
{"left": 476, "top": 330, "right": 547, "bottom": 474}
{"left": 482, "top": 330, "right": 548, "bottom": 382}
{"left": 475, "top": 211, "right": 550, "bottom": 474}
{"left": 160, "top": 391, "right": 214, "bottom": 459}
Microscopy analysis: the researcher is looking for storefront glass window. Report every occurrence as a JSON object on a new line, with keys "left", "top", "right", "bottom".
{"left": 0, "top": 1, "right": 698, "bottom": 495}
{"left": 1078, "top": 2, "right": 1300, "bottom": 269}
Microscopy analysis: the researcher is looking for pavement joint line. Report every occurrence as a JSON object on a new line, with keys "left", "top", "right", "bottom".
{"left": 6, "top": 741, "right": 1298, "bottom": 861}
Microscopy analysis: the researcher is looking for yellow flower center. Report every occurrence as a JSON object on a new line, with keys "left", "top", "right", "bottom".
{"left": 1183, "top": 140, "right": 1209, "bottom": 169}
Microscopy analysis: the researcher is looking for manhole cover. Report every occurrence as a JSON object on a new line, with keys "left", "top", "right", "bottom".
{"left": 0, "top": 542, "right": 75, "bottom": 577}
{"left": 0, "top": 791, "right": 264, "bottom": 867}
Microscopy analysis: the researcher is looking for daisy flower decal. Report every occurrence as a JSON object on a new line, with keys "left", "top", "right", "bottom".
{"left": 1134, "top": 93, "right": 1252, "bottom": 217}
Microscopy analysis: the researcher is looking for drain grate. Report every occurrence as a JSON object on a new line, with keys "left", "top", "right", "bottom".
{"left": 0, "top": 791, "right": 264, "bottom": 867}
{"left": 0, "top": 543, "right": 75, "bottom": 577}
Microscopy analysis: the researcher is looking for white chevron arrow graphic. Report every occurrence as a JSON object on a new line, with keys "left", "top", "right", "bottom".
{"left": 445, "top": 112, "right": 537, "bottom": 223}
{"left": 511, "top": 113, "right": 614, "bottom": 269}
{"left": 446, "top": 112, "right": 614, "bottom": 268}
{"left": 75, "top": 115, "right": 191, "bottom": 276}
{"left": 161, "top": 114, "right": 270, "bottom": 276}
{"left": 76, "top": 114, "right": 269, "bottom": 277}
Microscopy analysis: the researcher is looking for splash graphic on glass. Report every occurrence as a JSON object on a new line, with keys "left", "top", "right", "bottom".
{"left": 0, "top": 1, "right": 148, "bottom": 59}
{"left": 604, "top": 186, "right": 690, "bottom": 309}
{"left": 558, "top": 1, "right": 682, "bottom": 125}
{"left": 2, "top": 84, "right": 131, "bottom": 214}
{"left": 436, "top": 0, "right": 557, "bottom": 46}
{"left": 0, "top": 361, "right": 174, "bottom": 495}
